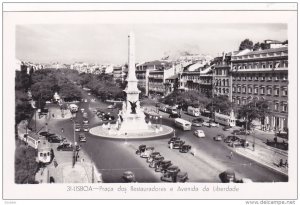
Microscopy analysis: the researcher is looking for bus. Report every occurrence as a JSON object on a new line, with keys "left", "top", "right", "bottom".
{"left": 214, "top": 112, "right": 236, "bottom": 127}
{"left": 174, "top": 118, "right": 192, "bottom": 131}
{"left": 187, "top": 106, "right": 200, "bottom": 117}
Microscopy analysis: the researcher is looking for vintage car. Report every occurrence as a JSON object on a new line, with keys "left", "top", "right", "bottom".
{"left": 170, "top": 140, "right": 185, "bottom": 149}
{"left": 48, "top": 135, "right": 62, "bottom": 143}
{"left": 135, "top": 145, "right": 147, "bottom": 155}
{"left": 155, "top": 160, "right": 172, "bottom": 172}
{"left": 146, "top": 152, "right": 161, "bottom": 163}
{"left": 213, "top": 134, "right": 225, "bottom": 141}
{"left": 179, "top": 145, "right": 192, "bottom": 153}
{"left": 83, "top": 124, "right": 89, "bottom": 132}
{"left": 202, "top": 121, "right": 211, "bottom": 127}
{"left": 194, "top": 130, "right": 205, "bottom": 138}
{"left": 220, "top": 170, "right": 236, "bottom": 183}
{"left": 149, "top": 156, "right": 165, "bottom": 168}
{"left": 140, "top": 147, "right": 155, "bottom": 158}
{"left": 79, "top": 133, "right": 87, "bottom": 142}
{"left": 122, "top": 171, "right": 136, "bottom": 183}
{"left": 224, "top": 135, "right": 240, "bottom": 143}
{"left": 169, "top": 113, "right": 181, "bottom": 118}
{"left": 57, "top": 143, "right": 73, "bottom": 151}
{"left": 223, "top": 125, "right": 232, "bottom": 131}
{"left": 192, "top": 118, "right": 204, "bottom": 127}
{"left": 168, "top": 137, "right": 181, "bottom": 144}
{"left": 160, "top": 166, "right": 189, "bottom": 183}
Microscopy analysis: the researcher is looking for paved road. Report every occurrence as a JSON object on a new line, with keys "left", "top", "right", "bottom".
{"left": 44, "top": 87, "right": 288, "bottom": 183}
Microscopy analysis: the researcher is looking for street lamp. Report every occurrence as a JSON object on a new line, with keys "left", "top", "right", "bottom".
{"left": 71, "top": 118, "right": 76, "bottom": 168}
{"left": 155, "top": 116, "right": 158, "bottom": 128}
{"left": 159, "top": 115, "right": 162, "bottom": 130}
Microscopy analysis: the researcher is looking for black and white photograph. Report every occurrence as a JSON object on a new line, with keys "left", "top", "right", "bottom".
{"left": 2, "top": 2, "right": 298, "bottom": 201}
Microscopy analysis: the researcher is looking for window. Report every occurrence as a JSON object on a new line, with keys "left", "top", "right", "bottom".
{"left": 254, "top": 76, "right": 259, "bottom": 81}
{"left": 275, "top": 75, "right": 279, "bottom": 81}
{"left": 260, "top": 87, "right": 265, "bottom": 95}
{"left": 269, "top": 63, "right": 273, "bottom": 68}
{"left": 254, "top": 87, "right": 258, "bottom": 94}
{"left": 248, "top": 87, "right": 252, "bottom": 94}
{"left": 267, "top": 88, "right": 272, "bottom": 95}
{"left": 248, "top": 76, "right": 252, "bottom": 81}
{"left": 282, "top": 75, "right": 288, "bottom": 81}
{"left": 267, "top": 76, "right": 272, "bottom": 81}
{"left": 232, "top": 98, "right": 235, "bottom": 103}
{"left": 40, "top": 153, "right": 43, "bottom": 157}
{"left": 242, "top": 99, "right": 246, "bottom": 105}
{"left": 242, "top": 87, "right": 246, "bottom": 93}
{"left": 282, "top": 88, "right": 288, "bottom": 96}
{"left": 261, "top": 76, "right": 265, "bottom": 81}
{"left": 237, "top": 99, "right": 240, "bottom": 105}
{"left": 237, "top": 86, "right": 241, "bottom": 93}
{"left": 233, "top": 86, "right": 236, "bottom": 93}
{"left": 274, "top": 102, "right": 279, "bottom": 111}
{"left": 274, "top": 88, "right": 279, "bottom": 96}
{"left": 262, "top": 64, "right": 266, "bottom": 68}
{"left": 282, "top": 104, "right": 288, "bottom": 112}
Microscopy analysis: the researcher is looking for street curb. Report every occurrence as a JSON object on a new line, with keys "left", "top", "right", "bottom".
{"left": 235, "top": 149, "right": 288, "bottom": 177}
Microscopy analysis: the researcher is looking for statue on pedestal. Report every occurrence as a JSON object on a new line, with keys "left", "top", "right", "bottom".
{"left": 129, "top": 101, "right": 137, "bottom": 114}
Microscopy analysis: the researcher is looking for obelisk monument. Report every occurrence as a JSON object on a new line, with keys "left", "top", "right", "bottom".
{"left": 118, "top": 32, "right": 149, "bottom": 133}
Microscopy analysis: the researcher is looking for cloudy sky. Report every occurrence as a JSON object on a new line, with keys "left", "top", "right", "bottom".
{"left": 16, "top": 24, "right": 287, "bottom": 65}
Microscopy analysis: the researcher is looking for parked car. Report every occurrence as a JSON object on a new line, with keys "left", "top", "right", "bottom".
{"left": 169, "top": 113, "right": 181, "bottom": 118}
{"left": 170, "top": 140, "right": 185, "bottom": 149}
{"left": 213, "top": 134, "right": 225, "bottom": 141}
{"left": 220, "top": 169, "right": 236, "bottom": 183}
{"left": 48, "top": 135, "right": 62, "bottom": 143}
{"left": 224, "top": 135, "right": 240, "bottom": 143}
{"left": 83, "top": 124, "right": 89, "bottom": 132}
{"left": 160, "top": 166, "right": 187, "bottom": 182}
{"left": 57, "top": 143, "right": 73, "bottom": 151}
{"left": 202, "top": 121, "right": 211, "bottom": 127}
{"left": 232, "top": 129, "right": 250, "bottom": 135}
{"left": 140, "top": 147, "right": 155, "bottom": 158}
{"left": 149, "top": 156, "right": 165, "bottom": 168}
{"left": 223, "top": 125, "right": 232, "bottom": 131}
{"left": 194, "top": 130, "right": 205, "bottom": 138}
{"left": 146, "top": 152, "right": 161, "bottom": 163}
{"left": 209, "top": 121, "right": 219, "bottom": 127}
{"left": 39, "top": 132, "right": 55, "bottom": 138}
{"left": 155, "top": 160, "right": 172, "bottom": 172}
{"left": 179, "top": 145, "right": 191, "bottom": 153}
{"left": 122, "top": 171, "right": 136, "bottom": 183}
{"left": 75, "top": 123, "right": 81, "bottom": 132}
{"left": 79, "top": 133, "right": 86, "bottom": 142}
{"left": 107, "top": 105, "right": 115, "bottom": 109}
{"left": 136, "top": 145, "right": 146, "bottom": 155}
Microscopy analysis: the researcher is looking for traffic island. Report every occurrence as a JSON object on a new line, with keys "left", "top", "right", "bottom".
{"left": 89, "top": 125, "right": 174, "bottom": 139}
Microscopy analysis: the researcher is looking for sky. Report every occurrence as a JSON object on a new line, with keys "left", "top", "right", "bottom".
{"left": 16, "top": 24, "right": 287, "bottom": 65}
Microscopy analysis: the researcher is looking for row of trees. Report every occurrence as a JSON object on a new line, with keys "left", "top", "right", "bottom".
{"left": 239, "top": 39, "right": 288, "bottom": 51}
{"left": 162, "top": 90, "right": 270, "bottom": 128}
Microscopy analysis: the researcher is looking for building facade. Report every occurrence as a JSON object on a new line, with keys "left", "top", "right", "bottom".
{"left": 213, "top": 53, "right": 232, "bottom": 98}
{"left": 231, "top": 47, "right": 288, "bottom": 131}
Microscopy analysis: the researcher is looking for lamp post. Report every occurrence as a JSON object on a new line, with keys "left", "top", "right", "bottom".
{"left": 155, "top": 116, "right": 158, "bottom": 128}
{"left": 160, "top": 116, "right": 162, "bottom": 129}
{"left": 72, "top": 119, "right": 76, "bottom": 168}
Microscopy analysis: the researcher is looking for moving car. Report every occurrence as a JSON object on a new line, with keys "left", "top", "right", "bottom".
{"left": 79, "top": 133, "right": 86, "bottom": 142}
{"left": 220, "top": 170, "right": 236, "bottom": 183}
{"left": 57, "top": 143, "right": 73, "bottom": 151}
{"left": 168, "top": 137, "right": 180, "bottom": 144}
{"left": 83, "top": 124, "right": 89, "bottom": 132}
{"left": 224, "top": 135, "right": 240, "bottom": 143}
{"left": 192, "top": 118, "right": 204, "bottom": 127}
{"left": 83, "top": 118, "right": 89, "bottom": 124}
{"left": 75, "top": 123, "right": 81, "bottom": 132}
{"left": 202, "top": 121, "right": 211, "bottom": 127}
{"left": 213, "top": 134, "right": 225, "bottom": 141}
{"left": 107, "top": 105, "right": 115, "bottom": 109}
{"left": 122, "top": 171, "right": 136, "bottom": 183}
{"left": 179, "top": 145, "right": 191, "bottom": 153}
{"left": 169, "top": 113, "right": 181, "bottom": 118}
{"left": 194, "top": 130, "right": 205, "bottom": 138}
{"left": 170, "top": 140, "right": 185, "bottom": 149}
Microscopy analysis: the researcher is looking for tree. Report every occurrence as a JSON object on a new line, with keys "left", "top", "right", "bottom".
{"left": 238, "top": 100, "right": 271, "bottom": 129}
{"left": 253, "top": 42, "right": 261, "bottom": 51}
{"left": 260, "top": 42, "right": 270, "bottom": 50}
{"left": 207, "top": 95, "right": 233, "bottom": 115}
{"left": 239, "top": 39, "right": 253, "bottom": 51}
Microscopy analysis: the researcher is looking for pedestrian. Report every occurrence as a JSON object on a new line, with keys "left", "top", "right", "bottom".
{"left": 230, "top": 151, "right": 233, "bottom": 159}
{"left": 284, "top": 160, "right": 288, "bottom": 168}
{"left": 52, "top": 113, "right": 55, "bottom": 118}
{"left": 279, "top": 159, "right": 283, "bottom": 167}
{"left": 61, "top": 128, "right": 64, "bottom": 133}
